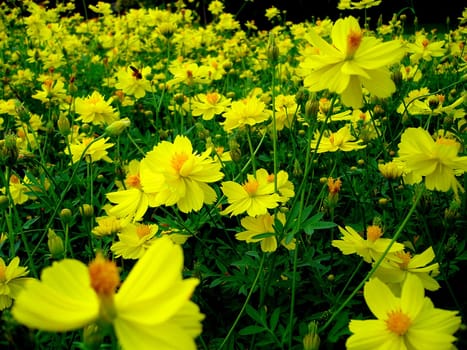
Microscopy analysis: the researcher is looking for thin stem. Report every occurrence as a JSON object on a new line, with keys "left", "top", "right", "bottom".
{"left": 219, "top": 252, "right": 266, "bottom": 349}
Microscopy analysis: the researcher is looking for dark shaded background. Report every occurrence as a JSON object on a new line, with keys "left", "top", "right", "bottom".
{"left": 64, "top": 0, "right": 466, "bottom": 29}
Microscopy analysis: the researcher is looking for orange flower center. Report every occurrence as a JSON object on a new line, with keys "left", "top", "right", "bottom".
{"left": 125, "top": 174, "right": 141, "bottom": 189}
{"left": 267, "top": 174, "right": 275, "bottom": 183}
{"left": 243, "top": 179, "right": 259, "bottom": 195}
{"left": 395, "top": 251, "right": 411, "bottom": 270}
{"left": 88, "top": 253, "right": 120, "bottom": 296}
{"left": 0, "top": 264, "right": 6, "bottom": 282}
{"left": 366, "top": 225, "right": 383, "bottom": 242}
{"left": 136, "top": 224, "right": 151, "bottom": 239}
{"left": 422, "top": 38, "right": 429, "bottom": 48}
{"left": 10, "top": 174, "right": 21, "bottom": 185}
{"left": 206, "top": 92, "right": 220, "bottom": 105}
{"left": 346, "top": 29, "right": 362, "bottom": 57}
{"left": 171, "top": 153, "right": 189, "bottom": 173}
{"left": 386, "top": 309, "right": 411, "bottom": 335}
{"left": 327, "top": 177, "right": 342, "bottom": 195}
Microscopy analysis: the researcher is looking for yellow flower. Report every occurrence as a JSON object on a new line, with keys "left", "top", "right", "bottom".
{"left": 12, "top": 236, "right": 204, "bottom": 350}
{"left": 191, "top": 92, "right": 231, "bottom": 121}
{"left": 265, "top": 7, "right": 281, "bottom": 21}
{"left": 0, "top": 256, "right": 32, "bottom": 310}
{"left": 220, "top": 168, "right": 293, "bottom": 217}
{"left": 346, "top": 274, "right": 461, "bottom": 349}
{"left": 111, "top": 223, "right": 159, "bottom": 259}
{"left": 338, "top": 0, "right": 381, "bottom": 10}
{"left": 301, "top": 16, "right": 404, "bottom": 108}
{"left": 106, "top": 160, "right": 155, "bottom": 223}
{"left": 374, "top": 247, "right": 440, "bottom": 292}
{"left": 140, "top": 135, "right": 224, "bottom": 213}
{"left": 222, "top": 96, "right": 271, "bottom": 132}
{"left": 395, "top": 127, "right": 467, "bottom": 194}
{"left": 310, "top": 125, "right": 366, "bottom": 153}
{"left": 115, "top": 65, "right": 152, "bottom": 99}
{"left": 75, "top": 91, "right": 119, "bottom": 126}
{"left": 407, "top": 34, "right": 446, "bottom": 63}
{"left": 208, "top": 0, "right": 224, "bottom": 15}
{"left": 236, "top": 213, "right": 295, "bottom": 252}
{"left": 332, "top": 225, "right": 404, "bottom": 263}
{"left": 167, "top": 61, "right": 211, "bottom": 87}
{"left": 31, "top": 79, "right": 68, "bottom": 105}
{"left": 0, "top": 174, "right": 30, "bottom": 205}
{"left": 378, "top": 161, "right": 404, "bottom": 180}
{"left": 92, "top": 215, "right": 122, "bottom": 237}
{"left": 66, "top": 136, "right": 114, "bottom": 163}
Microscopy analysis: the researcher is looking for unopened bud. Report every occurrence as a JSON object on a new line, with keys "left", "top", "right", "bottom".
{"left": 60, "top": 208, "right": 73, "bottom": 224}
{"left": 303, "top": 321, "right": 320, "bottom": 350}
{"left": 105, "top": 118, "right": 131, "bottom": 137}
{"left": 80, "top": 204, "right": 94, "bottom": 218}
{"left": 57, "top": 114, "right": 71, "bottom": 135}
{"left": 47, "top": 229, "right": 64, "bottom": 259}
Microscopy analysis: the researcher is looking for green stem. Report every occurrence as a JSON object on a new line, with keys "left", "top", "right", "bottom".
{"left": 219, "top": 252, "right": 266, "bottom": 349}
{"left": 246, "top": 126, "right": 257, "bottom": 175}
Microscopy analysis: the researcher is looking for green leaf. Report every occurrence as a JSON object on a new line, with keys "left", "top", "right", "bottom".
{"left": 238, "top": 325, "right": 265, "bottom": 336}
{"left": 269, "top": 307, "right": 281, "bottom": 331}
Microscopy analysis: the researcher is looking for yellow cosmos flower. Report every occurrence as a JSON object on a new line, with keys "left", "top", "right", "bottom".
{"left": 115, "top": 65, "right": 152, "bottom": 99}
{"left": 191, "top": 92, "right": 231, "bottom": 121}
{"left": 106, "top": 160, "right": 156, "bottom": 223}
{"left": 12, "top": 236, "right": 204, "bottom": 350}
{"left": 407, "top": 35, "right": 446, "bottom": 63}
{"left": 75, "top": 91, "right": 119, "bottom": 125}
{"left": 221, "top": 168, "right": 294, "bottom": 217}
{"left": 310, "top": 124, "right": 366, "bottom": 153}
{"left": 236, "top": 213, "right": 295, "bottom": 252}
{"left": 66, "top": 136, "right": 114, "bottom": 164}
{"left": 0, "top": 256, "right": 32, "bottom": 310}
{"left": 31, "top": 79, "right": 68, "bottom": 105}
{"left": 92, "top": 215, "right": 122, "bottom": 237}
{"left": 395, "top": 127, "right": 467, "bottom": 194}
{"left": 374, "top": 246, "right": 440, "bottom": 292}
{"left": 301, "top": 16, "right": 405, "bottom": 108}
{"left": 346, "top": 274, "right": 461, "bottom": 350}
{"left": 332, "top": 225, "right": 404, "bottom": 263}
{"left": 0, "top": 174, "right": 30, "bottom": 205}
{"left": 111, "top": 223, "right": 159, "bottom": 259}
{"left": 140, "top": 135, "right": 224, "bottom": 213}
{"left": 222, "top": 96, "right": 271, "bottom": 132}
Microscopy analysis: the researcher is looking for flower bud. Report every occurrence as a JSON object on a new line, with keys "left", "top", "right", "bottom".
{"left": 303, "top": 321, "right": 320, "bottom": 350}
{"left": 60, "top": 208, "right": 73, "bottom": 224}
{"left": 47, "top": 229, "right": 64, "bottom": 259}
{"left": 105, "top": 118, "right": 131, "bottom": 137}
{"left": 80, "top": 204, "right": 94, "bottom": 218}
{"left": 57, "top": 114, "right": 71, "bottom": 136}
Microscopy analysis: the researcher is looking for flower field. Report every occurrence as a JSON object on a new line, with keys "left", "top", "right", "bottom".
{"left": 1, "top": 1, "right": 467, "bottom": 349}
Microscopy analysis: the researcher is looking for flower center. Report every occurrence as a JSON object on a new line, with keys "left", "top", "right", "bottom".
{"left": 327, "top": 177, "right": 342, "bottom": 195}
{"left": 206, "top": 92, "right": 219, "bottom": 105}
{"left": 136, "top": 224, "right": 151, "bottom": 239}
{"left": 125, "top": 174, "right": 141, "bottom": 189}
{"left": 88, "top": 253, "right": 120, "bottom": 296}
{"left": 171, "top": 153, "right": 189, "bottom": 174}
{"left": 395, "top": 251, "right": 411, "bottom": 270}
{"left": 346, "top": 29, "right": 362, "bottom": 57}
{"left": 386, "top": 309, "right": 411, "bottom": 335}
{"left": 0, "top": 264, "right": 6, "bottom": 282}
{"left": 366, "top": 225, "right": 383, "bottom": 242}
{"left": 243, "top": 179, "right": 259, "bottom": 195}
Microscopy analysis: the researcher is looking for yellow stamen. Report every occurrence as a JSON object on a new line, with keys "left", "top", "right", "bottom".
{"left": 386, "top": 309, "right": 411, "bottom": 335}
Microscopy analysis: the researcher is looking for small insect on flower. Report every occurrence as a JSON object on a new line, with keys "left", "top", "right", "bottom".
{"left": 129, "top": 66, "right": 142, "bottom": 80}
